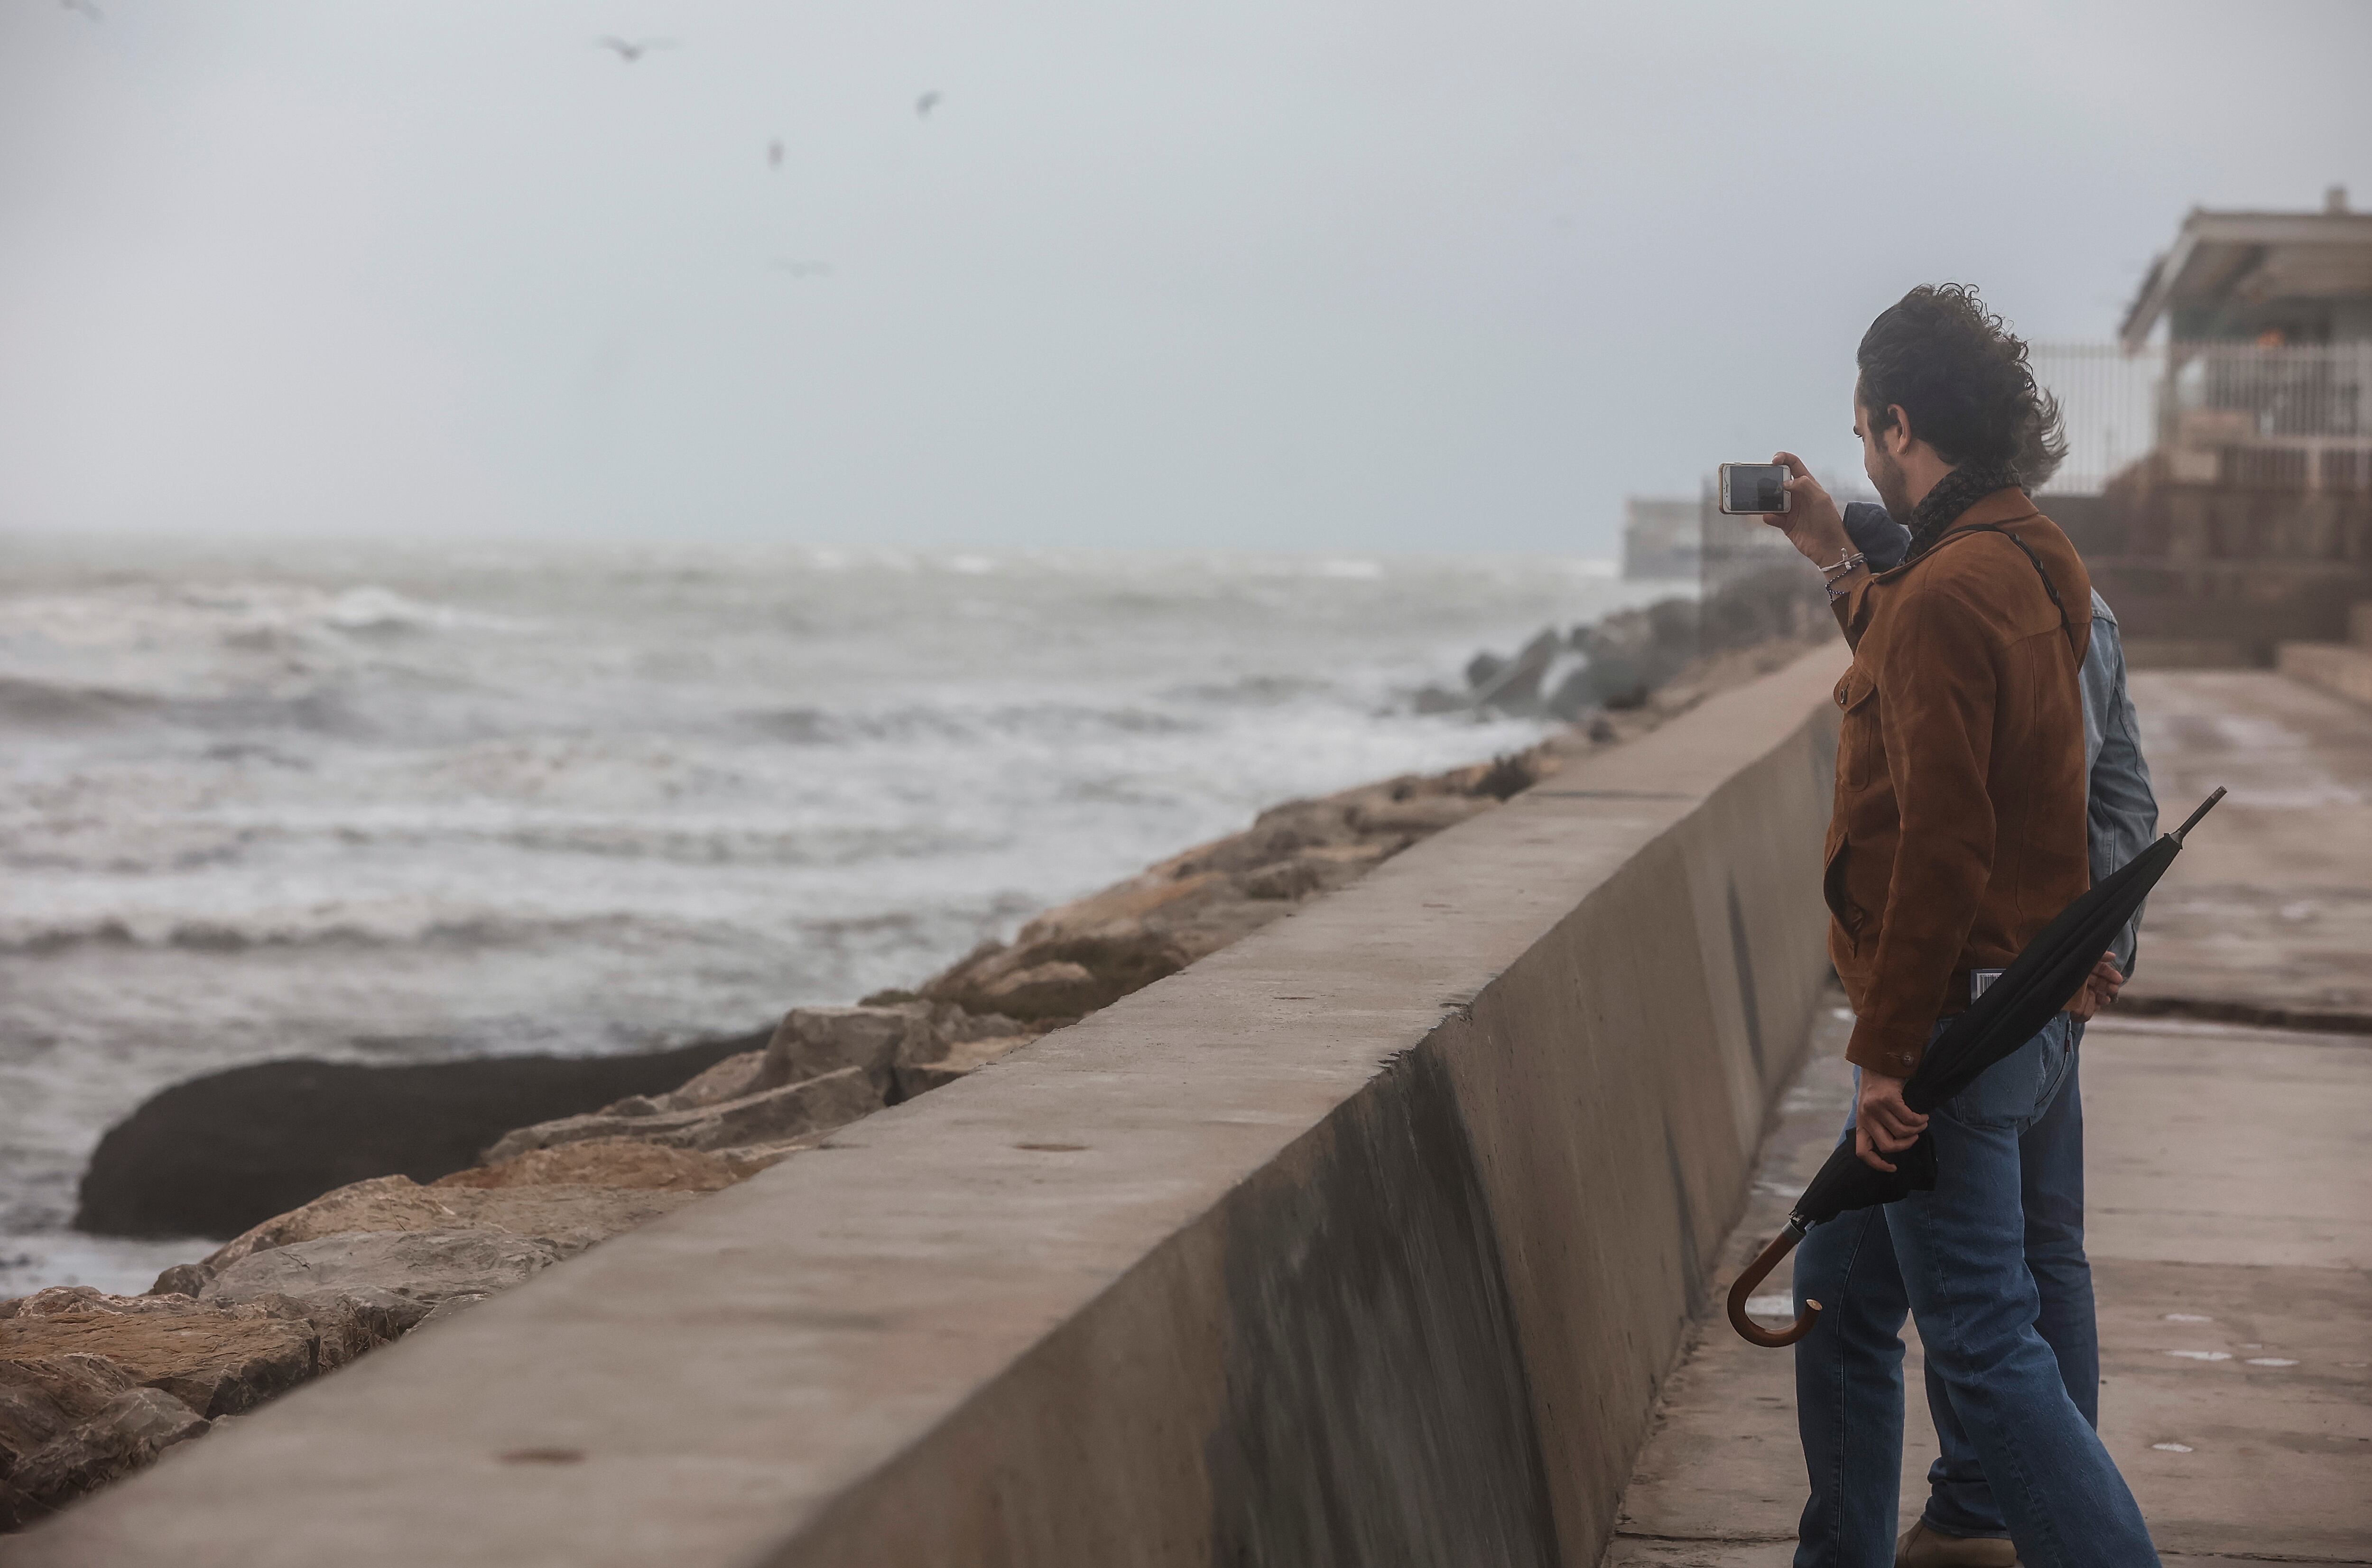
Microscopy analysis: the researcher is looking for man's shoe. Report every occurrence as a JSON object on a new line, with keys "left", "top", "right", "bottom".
{"left": 1896, "top": 1519, "right": 2017, "bottom": 1567}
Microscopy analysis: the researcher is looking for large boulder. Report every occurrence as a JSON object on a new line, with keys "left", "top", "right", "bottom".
{"left": 763, "top": 1008, "right": 917, "bottom": 1096}
{"left": 200, "top": 1229, "right": 562, "bottom": 1317}
{"left": 0, "top": 1285, "right": 418, "bottom": 1532}
{"left": 75, "top": 1026, "right": 775, "bottom": 1240}
{"left": 652, "top": 1049, "right": 770, "bottom": 1111}
{"left": 434, "top": 1139, "right": 754, "bottom": 1193}
{"left": 892, "top": 1027, "right": 1035, "bottom": 1100}
{"left": 1467, "top": 628, "right": 1562, "bottom": 714}
{"left": 191, "top": 1175, "right": 703, "bottom": 1275}
{"left": 1, "top": 1387, "right": 206, "bottom": 1529}
{"left": 480, "top": 1067, "right": 883, "bottom": 1166}
{"left": 0, "top": 1289, "right": 321, "bottom": 1420}
{"left": 0, "top": 1351, "right": 140, "bottom": 1496}
{"left": 1236, "top": 844, "right": 1391, "bottom": 901}
{"left": 0, "top": 1386, "right": 206, "bottom": 1531}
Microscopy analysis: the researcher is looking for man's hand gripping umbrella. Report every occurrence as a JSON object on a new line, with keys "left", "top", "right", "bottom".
{"left": 1725, "top": 786, "right": 2227, "bottom": 1348}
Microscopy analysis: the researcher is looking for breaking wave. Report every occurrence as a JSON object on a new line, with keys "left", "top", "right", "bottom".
{"left": 2, "top": 537, "right": 1661, "bottom": 1294}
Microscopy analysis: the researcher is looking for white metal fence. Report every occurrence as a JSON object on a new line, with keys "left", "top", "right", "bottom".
{"left": 2029, "top": 341, "right": 2372, "bottom": 494}
{"left": 2166, "top": 343, "right": 2372, "bottom": 492}
{"left": 2029, "top": 343, "right": 2164, "bottom": 494}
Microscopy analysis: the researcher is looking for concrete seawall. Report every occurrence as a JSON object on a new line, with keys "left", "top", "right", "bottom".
{"left": 9, "top": 647, "right": 1849, "bottom": 1568}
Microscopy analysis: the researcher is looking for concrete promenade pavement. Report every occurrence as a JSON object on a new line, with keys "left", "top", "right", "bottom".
{"left": 1602, "top": 670, "right": 2372, "bottom": 1567}
{"left": 2118, "top": 670, "right": 2372, "bottom": 1028}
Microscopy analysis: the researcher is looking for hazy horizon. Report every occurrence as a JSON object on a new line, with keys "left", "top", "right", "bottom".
{"left": 4, "top": 0, "right": 2367, "bottom": 554}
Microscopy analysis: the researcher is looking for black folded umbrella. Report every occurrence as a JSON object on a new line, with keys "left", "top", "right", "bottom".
{"left": 1726, "top": 787, "right": 2226, "bottom": 1347}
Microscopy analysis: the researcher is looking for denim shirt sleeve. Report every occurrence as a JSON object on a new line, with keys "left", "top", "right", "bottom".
{"left": 2082, "top": 590, "right": 2158, "bottom": 976}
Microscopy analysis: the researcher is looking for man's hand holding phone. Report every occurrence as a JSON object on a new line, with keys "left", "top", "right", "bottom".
{"left": 1757, "top": 452, "right": 1853, "bottom": 564}
{"left": 1756, "top": 451, "right": 1870, "bottom": 602}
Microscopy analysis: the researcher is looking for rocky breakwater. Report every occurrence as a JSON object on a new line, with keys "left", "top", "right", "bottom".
{"left": 0, "top": 618, "right": 1834, "bottom": 1532}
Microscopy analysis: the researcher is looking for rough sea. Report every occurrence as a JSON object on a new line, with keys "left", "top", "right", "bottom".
{"left": 0, "top": 536, "right": 1679, "bottom": 1296}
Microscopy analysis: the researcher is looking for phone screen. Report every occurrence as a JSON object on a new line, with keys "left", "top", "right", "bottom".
{"left": 1724, "top": 464, "right": 1788, "bottom": 514}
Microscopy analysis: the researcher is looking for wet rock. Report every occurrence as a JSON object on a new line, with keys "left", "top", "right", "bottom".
{"left": 1469, "top": 628, "right": 1562, "bottom": 714}
{"left": 145, "top": 1265, "right": 210, "bottom": 1300}
{"left": 480, "top": 1067, "right": 883, "bottom": 1165}
{"left": 75, "top": 1026, "right": 775, "bottom": 1240}
{"left": 197, "top": 1176, "right": 476, "bottom": 1272}
{"left": 196, "top": 1175, "right": 702, "bottom": 1273}
{"left": 923, "top": 879, "right": 1228, "bottom": 1022}
{"left": 1546, "top": 667, "right": 1597, "bottom": 721}
{"left": 889, "top": 1010, "right": 1040, "bottom": 1100}
{"left": 764, "top": 1007, "right": 916, "bottom": 1095}
{"left": 0, "top": 1352, "right": 138, "bottom": 1481}
{"left": 435, "top": 1140, "right": 750, "bottom": 1193}
{"left": 1239, "top": 844, "right": 1391, "bottom": 901}
{"left": 201, "top": 1229, "right": 563, "bottom": 1317}
{"left": 893, "top": 1031, "right": 1034, "bottom": 1100}
{"left": 972, "top": 961, "right": 1104, "bottom": 1018}
{"left": 1347, "top": 794, "right": 1494, "bottom": 838}
{"left": 1, "top": 1388, "right": 206, "bottom": 1530}
{"left": 654, "top": 1049, "right": 769, "bottom": 1111}
{"left": 0, "top": 1289, "right": 319, "bottom": 1420}
{"left": 410, "top": 1293, "right": 491, "bottom": 1333}
{"left": 1470, "top": 750, "right": 1549, "bottom": 800}
{"left": 271, "top": 1288, "right": 424, "bottom": 1367}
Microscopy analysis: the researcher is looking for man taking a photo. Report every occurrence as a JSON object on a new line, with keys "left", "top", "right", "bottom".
{"left": 1762, "top": 284, "right": 2159, "bottom": 1567}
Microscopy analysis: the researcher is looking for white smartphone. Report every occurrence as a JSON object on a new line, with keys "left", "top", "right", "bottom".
{"left": 1716, "top": 463, "right": 1790, "bottom": 516}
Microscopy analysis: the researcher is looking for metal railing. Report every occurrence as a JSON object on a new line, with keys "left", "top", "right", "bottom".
{"left": 2167, "top": 343, "right": 2372, "bottom": 492}
{"left": 2029, "top": 343, "right": 2164, "bottom": 495}
{"left": 2029, "top": 341, "right": 2372, "bottom": 494}
{"left": 2171, "top": 342, "right": 2372, "bottom": 435}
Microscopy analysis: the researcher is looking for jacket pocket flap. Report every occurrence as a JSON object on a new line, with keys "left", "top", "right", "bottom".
{"left": 1837, "top": 665, "right": 1877, "bottom": 712}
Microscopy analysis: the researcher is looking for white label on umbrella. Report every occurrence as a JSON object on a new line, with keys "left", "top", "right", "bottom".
{"left": 1971, "top": 968, "right": 2004, "bottom": 1000}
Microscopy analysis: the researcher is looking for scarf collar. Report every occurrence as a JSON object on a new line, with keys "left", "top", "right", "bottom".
{"left": 1901, "top": 461, "right": 2024, "bottom": 561}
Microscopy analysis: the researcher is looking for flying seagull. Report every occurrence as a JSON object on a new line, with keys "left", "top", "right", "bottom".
{"left": 59, "top": 0, "right": 103, "bottom": 20}
{"left": 769, "top": 259, "right": 835, "bottom": 278}
{"left": 914, "top": 90, "right": 942, "bottom": 118}
{"left": 768, "top": 139, "right": 784, "bottom": 170}
{"left": 596, "top": 36, "right": 676, "bottom": 63}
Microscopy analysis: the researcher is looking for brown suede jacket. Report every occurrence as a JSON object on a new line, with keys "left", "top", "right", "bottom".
{"left": 1825, "top": 488, "right": 2094, "bottom": 1076}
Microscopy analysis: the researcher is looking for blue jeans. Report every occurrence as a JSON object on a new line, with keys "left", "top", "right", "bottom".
{"left": 1790, "top": 1016, "right": 2158, "bottom": 1567}
{"left": 1923, "top": 1042, "right": 2098, "bottom": 1537}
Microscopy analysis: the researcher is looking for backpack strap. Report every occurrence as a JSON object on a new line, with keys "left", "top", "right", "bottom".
{"left": 1918, "top": 522, "right": 2081, "bottom": 661}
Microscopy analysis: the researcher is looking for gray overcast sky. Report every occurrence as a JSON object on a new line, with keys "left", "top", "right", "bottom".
{"left": 3, "top": 0, "right": 2367, "bottom": 555}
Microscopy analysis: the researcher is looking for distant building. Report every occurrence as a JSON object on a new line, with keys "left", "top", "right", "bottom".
{"left": 2121, "top": 187, "right": 2372, "bottom": 350}
{"left": 1621, "top": 497, "right": 1700, "bottom": 580}
{"left": 2084, "top": 188, "right": 2372, "bottom": 663}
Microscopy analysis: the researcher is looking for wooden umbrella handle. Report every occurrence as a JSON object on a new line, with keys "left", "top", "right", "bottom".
{"left": 1727, "top": 1226, "right": 1820, "bottom": 1347}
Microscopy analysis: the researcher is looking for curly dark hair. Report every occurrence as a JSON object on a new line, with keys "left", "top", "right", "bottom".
{"left": 1856, "top": 284, "right": 2066, "bottom": 487}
